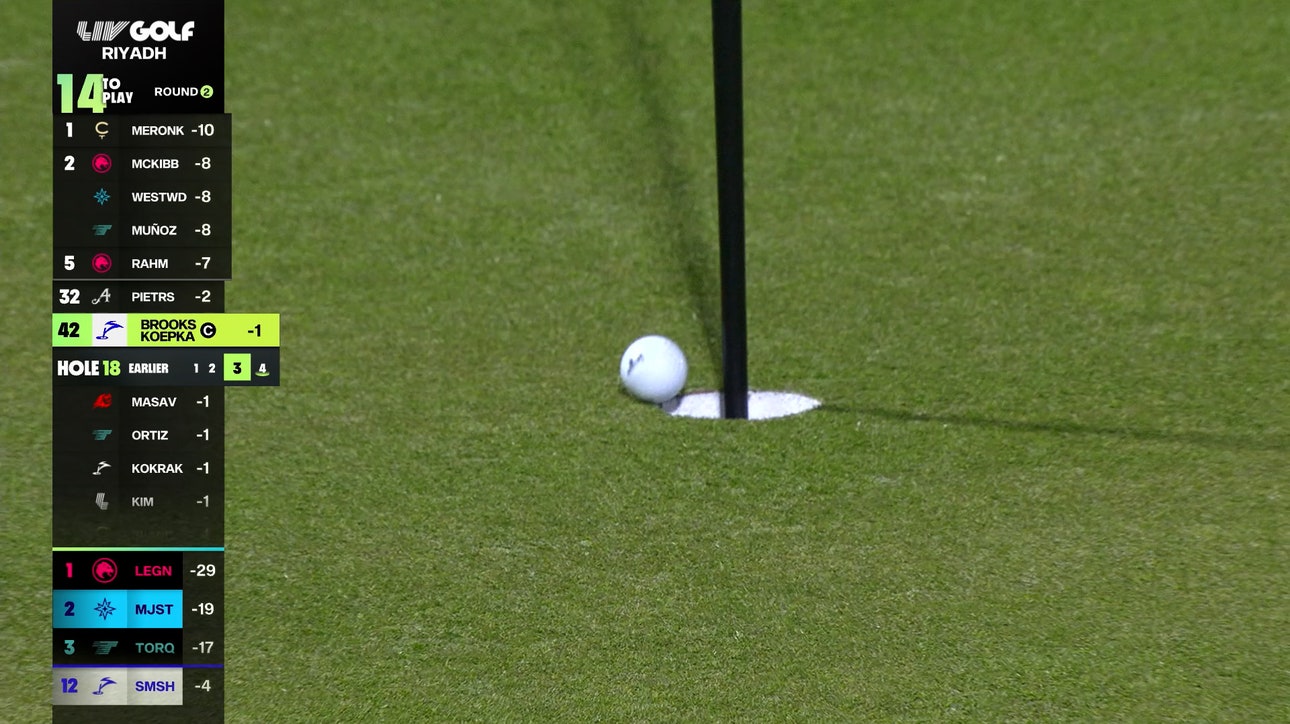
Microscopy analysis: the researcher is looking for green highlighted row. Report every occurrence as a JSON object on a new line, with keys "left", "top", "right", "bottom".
{"left": 53, "top": 313, "right": 279, "bottom": 347}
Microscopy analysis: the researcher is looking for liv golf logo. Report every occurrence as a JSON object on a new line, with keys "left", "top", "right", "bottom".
{"left": 76, "top": 21, "right": 196, "bottom": 43}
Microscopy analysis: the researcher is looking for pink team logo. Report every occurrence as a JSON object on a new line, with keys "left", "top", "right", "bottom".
{"left": 91, "top": 153, "right": 112, "bottom": 173}
{"left": 92, "top": 557, "right": 118, "bottom": 584}
{"left": 91, "top": 253, "right": 112, "bottom": 274}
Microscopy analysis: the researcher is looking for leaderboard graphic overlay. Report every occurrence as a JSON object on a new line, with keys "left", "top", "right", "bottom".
{"left": 52, "top": 2, "right": 276, "bottom": 720}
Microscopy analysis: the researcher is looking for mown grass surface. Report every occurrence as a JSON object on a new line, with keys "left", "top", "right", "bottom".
{"left": 2, "top": 2, "right": 1286, "bottom": 720}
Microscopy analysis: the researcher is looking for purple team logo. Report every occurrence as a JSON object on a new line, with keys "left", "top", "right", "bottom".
{"left": 91, "top": 153, "right": 112, "bottom": 173}
{"left": 92, "top": 676, "right": 117, "bottom": 695}
{"left": 95, "top": 320, "right": 124, "bottom": 340}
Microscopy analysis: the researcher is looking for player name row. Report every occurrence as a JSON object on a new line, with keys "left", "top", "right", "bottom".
{"left": 56, "top": 225, "right": 229, "bottom": 249}
{"left": 57, "top": 179, "right": 228, "bottom": 203}
{"left": 57, "top": 398, "right": 220, "bottom": 419}
{"left": 56, "top": 386, "right": 219, "bottom": 413}
{"left": 56, "top": 454, "right": 222, "bottom": 479}
{"left": 56, "top": 179, "right": 232, "bottom": 221}
{"left": 55, "top": 221, "right": 229, "bottom": 247}
{"left": 56, "top": 488, "right": 222, "bottom": 519}
{"left": 56, "top": 425, "right": 221, "bottom": 451}
{"left": 56, "top": 148, "right": 230, "bottom": 180}
{"left": 54, "top": 248, "right": 230, "bottom": 278}
{"left": 54, "top": 282, "right": 224, "bottom": 312}
{"left": 57, "top": 115, "right": 231, "bottom": 147}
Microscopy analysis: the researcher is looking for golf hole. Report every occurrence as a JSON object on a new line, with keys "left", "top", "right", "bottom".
{"left": 660, "top": 391, "right": 821, "bottom": 420}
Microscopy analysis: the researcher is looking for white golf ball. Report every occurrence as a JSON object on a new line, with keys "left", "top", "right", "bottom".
{"left": 619, "top": 335, "right": 688, "bottom": 403}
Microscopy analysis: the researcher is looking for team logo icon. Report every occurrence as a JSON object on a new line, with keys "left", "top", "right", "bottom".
{"left": 95, "top": 320, "right": 123, "bottom": 340}
{"left": 92, "top": 676, "right": 117, "bottom": 694}
{"left": 92, "top": 600, "right": 116, "bottom": 622}
{"left": 91, "top": 253, "right": 112, "bottom": 274}
{"left": 92, "top": 557, "right": 118, "bottom": 584}
{"left": 91, "top": 154, "right": 112, "bottom": 173}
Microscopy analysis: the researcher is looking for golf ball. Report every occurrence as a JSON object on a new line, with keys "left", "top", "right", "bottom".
{"left": 619, "top": 335, "right": 688, "bottom": 403}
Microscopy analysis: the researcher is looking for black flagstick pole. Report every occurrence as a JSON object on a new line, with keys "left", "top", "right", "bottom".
{"left": 711, "top": 0, "right": 748, "bottom": 419}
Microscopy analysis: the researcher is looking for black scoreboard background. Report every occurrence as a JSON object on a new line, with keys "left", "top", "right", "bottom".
{"left": 53, "top": 0, "right": 224, "bottom": 114}
{"left": 52, "top": 3, "right": 275, "bottom": 722}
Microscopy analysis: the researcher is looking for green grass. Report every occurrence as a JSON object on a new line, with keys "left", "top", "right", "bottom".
{"left": 3, "top": 1, "right": 1287, "bottom": 720}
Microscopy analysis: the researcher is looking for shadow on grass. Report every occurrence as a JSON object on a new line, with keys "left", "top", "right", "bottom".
{"left": 606, "top": 3, "right": 723, "bottom": 379}
{"left": 818, "top": 404, "right": 1287, "bottom": 452}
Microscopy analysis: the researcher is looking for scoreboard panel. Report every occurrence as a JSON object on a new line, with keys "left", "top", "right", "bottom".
{"left": 52, "top": 2, "right": 271, "bottom": 721}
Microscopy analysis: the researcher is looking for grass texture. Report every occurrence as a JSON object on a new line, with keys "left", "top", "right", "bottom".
{"left": 1, "top": 1, "right": 1286, "bottom": 720}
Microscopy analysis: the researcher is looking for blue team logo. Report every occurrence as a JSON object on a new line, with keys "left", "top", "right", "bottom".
{"left": 93, "top": 598, "right": 116, "bottom": 620}
{"left": 95, "top": 320, "right": 123, "bottom": 340}
{"left": 92, "top": 677, "right": 117, "bottom": 695}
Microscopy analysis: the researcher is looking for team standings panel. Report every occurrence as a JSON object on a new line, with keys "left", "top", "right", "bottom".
{"left": 51, "top": 550, "right": 225, "bottom": 721}
{"left": 53, "top": 2, "right": 276, "bottom": 721}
